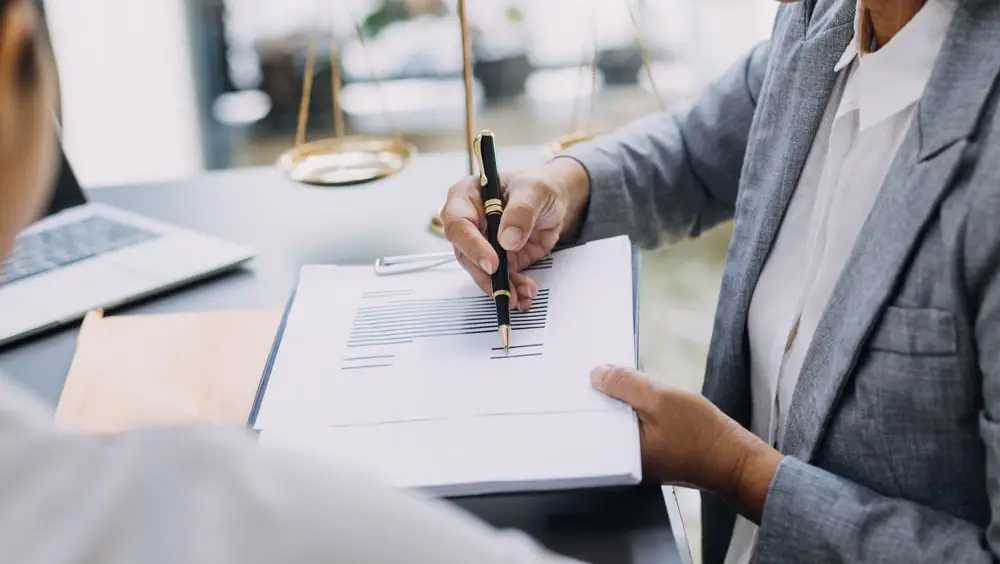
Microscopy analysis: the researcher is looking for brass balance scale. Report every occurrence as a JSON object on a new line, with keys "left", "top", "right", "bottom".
{"left": 276, "top": 2, "right": 417, "bottom": 185}
{"left": 540, "top": 0, "right": 666, "bottom": 161}
{"left": 275, "top": 0, "right": 665, "bottom": 235}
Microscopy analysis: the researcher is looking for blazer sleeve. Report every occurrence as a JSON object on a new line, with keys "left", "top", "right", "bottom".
{"left": 753, "top": 164, "right": 1000, "bottom": 563}
{"left": 0, "top": 382, "right": 576, "bottom": 564}
{"left": 557, "top": 40, "right": 771, "bottom": 248}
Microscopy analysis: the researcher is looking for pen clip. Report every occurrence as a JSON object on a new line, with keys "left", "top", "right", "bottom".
{"left": 373, "top": 252, "right": 457, "bottom": 276}
{"left": 472, "top": 131, "right": 488, "bottom": 187}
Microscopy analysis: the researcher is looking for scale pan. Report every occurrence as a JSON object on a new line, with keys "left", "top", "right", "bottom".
{"left": 429, "top": 214, "right": 445, "bottom": 235}
{"left": 542, "top": 131, "right": 594, "bottom": 161}
{"left": 277, "top": 136, "right": 417, "bottom": 186}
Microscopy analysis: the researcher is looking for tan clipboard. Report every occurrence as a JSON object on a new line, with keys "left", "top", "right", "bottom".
{"left": 56, "top": 308, "right": 282, "bottom": 434}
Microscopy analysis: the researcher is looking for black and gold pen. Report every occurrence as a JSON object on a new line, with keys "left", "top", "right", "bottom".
{"left": 473, "top": 130, "right": 511, "bottom": 352}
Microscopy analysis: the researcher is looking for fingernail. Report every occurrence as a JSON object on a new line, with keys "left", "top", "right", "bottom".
{"left": 479, "top": 259, "right": 494, "bottom": 274}
{"left": 517, "top": 285, "right": 533, "bottom": 300}
{"left": 500, "top": 227, "right": 522, "bottom": 249}
{"left": 590, "top": 365, "right": 612, "bottom": 386}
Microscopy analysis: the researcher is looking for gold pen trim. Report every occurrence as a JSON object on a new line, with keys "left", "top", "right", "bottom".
{"left": 484, "top": 199, "right": 503, "bottom": 215}
{"left": 473, "top": 132, "right": 488, "bottom": 187}
{"left": 492, "top": 289, "right": 511, "bottom": 298}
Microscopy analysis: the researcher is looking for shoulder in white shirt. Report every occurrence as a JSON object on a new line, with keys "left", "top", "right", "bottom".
{"left": 0, "top": 375, "right": 573, "bottom": 563}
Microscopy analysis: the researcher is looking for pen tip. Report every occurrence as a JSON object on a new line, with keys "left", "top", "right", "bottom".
{"left": 500, "top": 324, "right": 511, "bottom": 354}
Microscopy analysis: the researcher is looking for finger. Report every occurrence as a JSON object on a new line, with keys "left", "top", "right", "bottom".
{"left": 509, "top": 238, "right": 556, "bottom": 275}
{"left": 454, "top": 248, "right": 494, "bottom": 295}
{"left": 536, "top": 227, "right": 561, "bottom": 254}
{"left": 507, "top": 248, "right": 545, "bottom": 312}
{"left": 590, "top": 365, "right": 662, "bottom": 415}
{"left": 510, "top": 271, "right": 537, "bottom": 311}
{"left": 498, "top": 179, "right": 556, "bottom": 252}
{"left": 441, "top": 179, "right": 498, "bottom": 274}
{"left": 455, "top": 250, "right": 522, "bottom": 309}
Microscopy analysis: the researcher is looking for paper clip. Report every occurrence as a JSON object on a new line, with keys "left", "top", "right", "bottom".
{"left": 374, "top": 251, "right": 456, "bottom": 276}
{"left": 374, "top": 241, "right": 585, "bottom": 276}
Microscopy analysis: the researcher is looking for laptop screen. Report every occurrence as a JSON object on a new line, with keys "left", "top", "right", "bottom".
{"left": 41, "top": 141, "right": 87, "bottom": 218}
{"left": 36, "top": 3, "right": 86, "bottom": 220}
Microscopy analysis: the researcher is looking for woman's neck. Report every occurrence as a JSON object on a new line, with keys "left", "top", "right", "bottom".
{"left": 862, "top": 0, "right": 927, "bottom": 49}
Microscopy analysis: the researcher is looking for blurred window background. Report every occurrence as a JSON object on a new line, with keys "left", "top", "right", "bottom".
{"left": 41, "top": 0, "right": 776, "bottom": 184}
{"left": 40, "top": 1, "right": 778, "bottom": 561}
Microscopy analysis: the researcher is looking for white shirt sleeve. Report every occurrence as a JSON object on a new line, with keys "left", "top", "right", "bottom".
{"left": 0, "top": 377, "right": 578, "bottom": 564}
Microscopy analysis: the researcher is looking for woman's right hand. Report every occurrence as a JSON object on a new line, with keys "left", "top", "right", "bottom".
{"left": 439, "top": 157, "right": 590, "bottom": 310}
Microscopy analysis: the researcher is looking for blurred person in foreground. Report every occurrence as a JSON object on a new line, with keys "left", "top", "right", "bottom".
{"left": 0, "top": 2, "right": 578, "bottom": 563}
{"left": 442, "top": 0, "right": 1000, "bottom": 562}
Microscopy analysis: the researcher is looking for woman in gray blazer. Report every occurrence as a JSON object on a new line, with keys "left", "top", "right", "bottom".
{"left": 443, "top": 0, "right": 1000, "bottom": 562}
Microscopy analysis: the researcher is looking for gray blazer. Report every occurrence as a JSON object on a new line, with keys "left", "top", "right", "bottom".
{"left": 563, "top": 0, "right": 1000, "bottom": 562}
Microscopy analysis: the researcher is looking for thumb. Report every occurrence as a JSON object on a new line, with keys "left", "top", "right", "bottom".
{"left": 498, "top": 178, "right": 552, "bottom": 251}
{"left": 590, "top": 365, "right": 661, "bottom": 415}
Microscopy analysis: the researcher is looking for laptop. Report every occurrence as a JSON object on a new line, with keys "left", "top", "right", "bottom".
{"left": 0, "top": 142, "right": 255, "bottom": 346}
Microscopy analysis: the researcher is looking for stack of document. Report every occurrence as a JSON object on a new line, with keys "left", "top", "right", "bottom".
{"left": 252, "top": 235, "right": 641, "bottom": 497}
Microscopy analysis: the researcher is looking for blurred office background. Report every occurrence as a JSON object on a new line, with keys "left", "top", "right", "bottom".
{"left": 41, "top": 0, "right": 778, "bottom": 561}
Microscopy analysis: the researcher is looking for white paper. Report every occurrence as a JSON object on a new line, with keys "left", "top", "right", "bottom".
{"left": 254, "top": 235, "right": 641, "bottom": 494}
{"left": 258, "top": 410, "right": 640, "bottom": 497}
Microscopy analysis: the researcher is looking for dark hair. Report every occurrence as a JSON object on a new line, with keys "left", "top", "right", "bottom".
{"left": 0, "top": 0, "right": 40, "bottom": 89}
{"left": 18, "top": 35, "right": 37, "bottom": 88}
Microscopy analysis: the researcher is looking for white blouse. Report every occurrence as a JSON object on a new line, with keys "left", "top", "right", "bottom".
{"left": 728, "top": 0, "right": 959, "bottom": 562}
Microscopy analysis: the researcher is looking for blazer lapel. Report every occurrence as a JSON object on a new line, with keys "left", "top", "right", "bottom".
{"left": 703, "top": 3, "right": 854, "bottom": 419}
{"left": 782, "top": 0, "right": 1000, "bottom": 461}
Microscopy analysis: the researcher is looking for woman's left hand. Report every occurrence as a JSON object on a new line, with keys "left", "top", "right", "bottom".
{"left": 590, "top": 365, "right": 782, "bottom": 522}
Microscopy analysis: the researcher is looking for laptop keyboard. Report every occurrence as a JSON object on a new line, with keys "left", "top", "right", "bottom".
{"left": 0, "top": 216, "right": 161, "bottom": 287}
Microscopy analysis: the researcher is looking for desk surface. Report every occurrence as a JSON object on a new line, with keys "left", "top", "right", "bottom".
{"left": 0, "top": 147, "right": 692, "bottom": 564}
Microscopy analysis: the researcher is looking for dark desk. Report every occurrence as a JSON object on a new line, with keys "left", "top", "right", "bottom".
{"left": 0, "top": 147, "right": 692, "bottom": 564}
